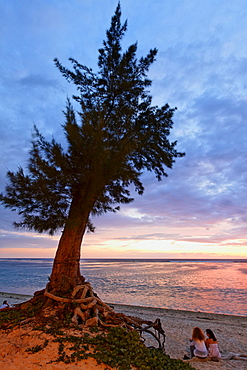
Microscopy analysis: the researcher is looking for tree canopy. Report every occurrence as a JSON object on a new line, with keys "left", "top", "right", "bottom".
{"left": 0, "top": 3, "right": 184, "bottom": 238}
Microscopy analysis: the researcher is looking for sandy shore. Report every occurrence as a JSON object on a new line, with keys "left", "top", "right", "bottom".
{"left": 0, "top": 292, "right": 246, "bottom": 370}
{"left": 112, "top": 303, "right": 247, "bottom": 370}
{"left": 0, "top": 292, "right": 32, "bottom": 307}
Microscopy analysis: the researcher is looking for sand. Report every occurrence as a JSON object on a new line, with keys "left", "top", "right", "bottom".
{"left": 0, "top": 292, "right": 246, "bottom": 370}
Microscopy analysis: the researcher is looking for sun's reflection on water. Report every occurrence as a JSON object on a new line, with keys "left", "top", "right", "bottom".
{"left": 81, "top": 261, "right": 247, "bottom": 316}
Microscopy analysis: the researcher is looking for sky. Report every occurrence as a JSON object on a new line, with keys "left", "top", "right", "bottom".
{"left": 0, "top": 0, "right": 247, "bottom": 260}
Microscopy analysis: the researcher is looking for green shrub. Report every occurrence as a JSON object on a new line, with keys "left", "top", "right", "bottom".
{"left": 53, "top": 326, "right": 195, "bottom": 370}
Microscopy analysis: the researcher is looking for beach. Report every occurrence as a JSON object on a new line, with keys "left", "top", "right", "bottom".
{"left": 0, "top": 292, "right": 246, "bottom": 369}
{"left": 113, "top": 303, "right": 247, "bottom": 370}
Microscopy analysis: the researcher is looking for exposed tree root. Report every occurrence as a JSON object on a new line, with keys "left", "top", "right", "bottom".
{"left": 42, "top": 282, "right": 166, "bottom": 350}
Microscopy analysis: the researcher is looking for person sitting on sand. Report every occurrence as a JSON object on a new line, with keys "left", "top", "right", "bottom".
{"left": 205, "top": 329, "right": 221, "bottom": 360}
{"left": 0, "top": 300, "right": 9, "bottom": 310}
{"left": 184, "top": 327, "right": 208, "bottom": 360}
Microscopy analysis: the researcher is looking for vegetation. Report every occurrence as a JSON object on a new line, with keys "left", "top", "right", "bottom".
{"left": 0, "top": 296, "right": 44, "bottom": 329}
{"left": 26, "top": 339, "right": 49, "bottom": 354}
{"left": 51, "top": 327, "right": 195, "bottom": 369}
{"left": 1, "top": 306, "right": 194, "bottom": 369}
{"left": 28, "top": 324, "right": 195, "bottom": 370}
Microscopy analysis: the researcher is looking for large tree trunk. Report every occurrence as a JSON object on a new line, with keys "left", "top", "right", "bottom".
{"left": 48, "top": 195, "right": 91, "bottom": 293}
{"left": 30, "top": 196, "right": 166, "bottom": 348}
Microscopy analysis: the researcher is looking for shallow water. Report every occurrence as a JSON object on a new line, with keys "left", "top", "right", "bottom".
{"left": 0, "top": 258, "right": 246, "bottom": 316}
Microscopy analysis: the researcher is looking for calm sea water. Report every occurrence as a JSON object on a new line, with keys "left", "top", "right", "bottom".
{"left": 0, "top": 259, "right": 246, "bottom": 316}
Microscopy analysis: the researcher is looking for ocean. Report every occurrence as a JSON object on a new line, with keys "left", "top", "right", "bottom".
{"left": 0, "top": 258, "right": 246, "bottom": 316}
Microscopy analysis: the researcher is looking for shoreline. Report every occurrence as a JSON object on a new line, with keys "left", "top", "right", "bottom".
{"left": 0, "top": 291, "right": 33, "bottom": 307}
{"left": 111, "top": 302, "right": 247, "bottom": 320}
{"left": 0, "top": 291, "right": 246, "bottom": 319}
{"left": 1, "top": 292, "right": 247, "bottom": 369}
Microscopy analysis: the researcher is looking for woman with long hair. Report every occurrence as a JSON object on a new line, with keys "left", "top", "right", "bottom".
{"left": 189, "top": 327, "right": 208, "bottom": 359}
{"left": 184, "top": 327, "right": 208, "bottom": 359}
{"left": 205, "top": 329, "right": 221, "bottom": 360}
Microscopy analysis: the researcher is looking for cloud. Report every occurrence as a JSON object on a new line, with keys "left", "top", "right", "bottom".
{"left": 0, "top": 229, "right": 58, "bottom": 249}
{"left": 18, "top": 74, "right": 59, "bottom": 89}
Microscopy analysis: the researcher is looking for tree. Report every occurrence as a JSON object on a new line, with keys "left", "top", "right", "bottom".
{"left": 0, "top": 4, "right": 184, "bottom": 324}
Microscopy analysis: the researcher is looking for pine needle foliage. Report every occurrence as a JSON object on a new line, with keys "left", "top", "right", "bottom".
{"left": 0, "top": 3, "right": 184, "bottom": 236}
